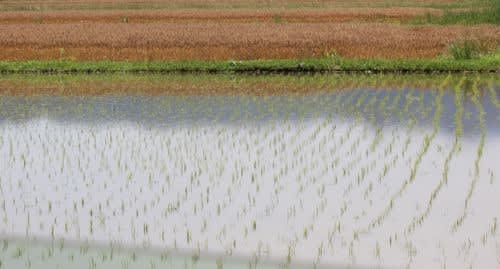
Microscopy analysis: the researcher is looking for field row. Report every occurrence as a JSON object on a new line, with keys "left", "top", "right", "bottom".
{"left": 0, "top": 23, "right": 497, "bottom": 60}
{"left": 0, "top": 0, "right": 460, "bottom": 11}
{"left": 0, "top": 8, "right": 442, "bottom": 24}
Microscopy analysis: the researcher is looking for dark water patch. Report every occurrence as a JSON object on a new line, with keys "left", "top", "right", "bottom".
{"left": 0, "top": 87, "right": 499, "bottom": 137}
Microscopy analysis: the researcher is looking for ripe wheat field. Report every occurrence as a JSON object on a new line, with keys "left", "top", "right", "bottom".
{"left": 0, "top": 0, "right": 497, "bottom": 61}
{"left": 0, "top": 21, "right": 498, "bottom": 60}
{"left": 0, "top": 0, "right": 459, "bottom": 10}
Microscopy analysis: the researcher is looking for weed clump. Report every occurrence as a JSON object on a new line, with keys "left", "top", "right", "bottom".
{"left": 448, "top": 40, "right": 482, "bottom": 60}
{"left": 415, "top": 0, "right": 500, "bottom": 25}
{"left": 273, "top": 14, "right": 283, "bottom": 24}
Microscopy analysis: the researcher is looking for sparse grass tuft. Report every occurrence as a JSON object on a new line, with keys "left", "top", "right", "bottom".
{"left": 449, "top": 40, "right": 481, "bottom": 60}
{"left": 272, "top": 14, "right": 283, "bottom": 24}
{"left": 413, "top": 0, "right": 500, "bottom": 25}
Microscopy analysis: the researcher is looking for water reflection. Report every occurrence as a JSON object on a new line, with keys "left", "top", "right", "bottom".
{"left": 0, "top": 75, "right": 499, "bottom": 269}
{"left": 0, "top": 87, "right": 499, "bottom": 135}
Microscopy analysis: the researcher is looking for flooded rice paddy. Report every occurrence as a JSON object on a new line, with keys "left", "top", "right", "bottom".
{"left": 0, "top": 74, "right": 499, "bottom": 269}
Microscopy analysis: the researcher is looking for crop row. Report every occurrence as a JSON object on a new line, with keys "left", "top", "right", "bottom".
{"left": 0, "top": 22, "right": 497, "bottom": 60}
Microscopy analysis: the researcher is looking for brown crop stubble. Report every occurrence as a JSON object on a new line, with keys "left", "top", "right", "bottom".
{"left": 0, "top": 0, "right": 458, "bottom": 10}
{"left": 0, "top": 21, "right": 498, "bottom": 60}
{"left": 0, "top": 8, "right": 443, "bottom": 24}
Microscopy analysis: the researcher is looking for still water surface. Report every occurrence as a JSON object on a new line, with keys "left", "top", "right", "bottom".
{"left": 0, "top": 75, "right": 499, "bottom": 269}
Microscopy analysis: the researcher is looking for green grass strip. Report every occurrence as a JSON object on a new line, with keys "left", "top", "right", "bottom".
{"left": 0, "top": 56, "right": 498, "bottom": 74}
{"left": 412, "top": 0, "right": 500, "bottom": 25}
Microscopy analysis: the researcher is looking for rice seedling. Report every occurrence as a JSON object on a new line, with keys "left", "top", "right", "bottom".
{"left": 363, "top": 75, "right": 450, "bottom": 233}
{"left": 0, "top": 74, "right": 498, "bottom": 269}
{"left": 487, "top": 78, "right": 500, "bottom": 109}
{"left": 452, "top": 76, "right": 486, "bottom": 232}
{"left": 405, "top": 76, "right": 466, "bottom": 234}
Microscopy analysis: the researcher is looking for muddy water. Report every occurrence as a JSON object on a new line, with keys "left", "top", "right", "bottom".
{"left": 0, "top": 75, "right": 499, "bottom": 269}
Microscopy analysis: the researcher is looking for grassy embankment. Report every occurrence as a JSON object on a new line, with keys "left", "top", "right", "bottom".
{"left": 0, "top": 55, "right": 498, "bottom": 74}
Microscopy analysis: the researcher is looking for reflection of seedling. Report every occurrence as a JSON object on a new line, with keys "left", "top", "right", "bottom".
{"left": 186, "top": 230, "right": 191, "bottom": 243}
{"left": 286, "top": 245, "right": 295, "bottom": 264}
{"left": 89, "top": 257, "right": 96, "bottom": 269}
{"left": 453, "top": 76, "right": 485, "bottom": 233}
{"left": 191, "top": 251, "right": 200, "bottom": 263}
{"left": 216, "top": 257, "right": 224, "bottom": 269}
{"left": 12, "top": 247, "right": 23, "bottom": 258}
{"left": 374, "top": 241, "right": 381, "bottom": 259}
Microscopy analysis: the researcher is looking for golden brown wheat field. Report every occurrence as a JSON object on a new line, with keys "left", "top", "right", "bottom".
{"left": 0, "top": 0, "right": 497, "bottom": 61}
{"left": 0, "top": 0, "right": 458, "bottom": 10}
{"left": 0, "top": 8, "right": 442, "bottom": 24}
{"left": 0, "top": 20, "right": 497, "bottom": 60}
